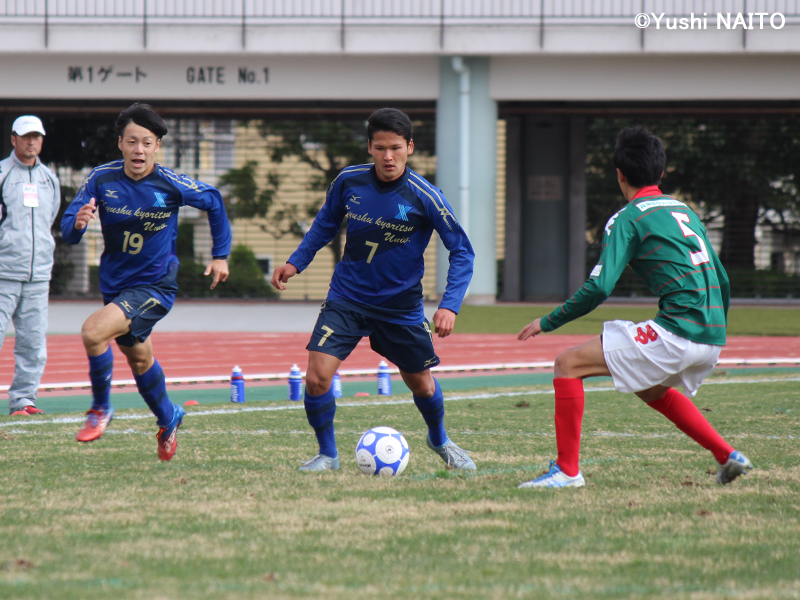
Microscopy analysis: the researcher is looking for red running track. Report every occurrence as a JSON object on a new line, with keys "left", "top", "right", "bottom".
{"left": 2, "top": 333, "right": 800, "bottom": 386}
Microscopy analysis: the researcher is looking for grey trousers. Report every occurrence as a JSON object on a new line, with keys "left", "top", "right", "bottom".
{"left": 0, "top": 280, "right": 49, "bottom": 410}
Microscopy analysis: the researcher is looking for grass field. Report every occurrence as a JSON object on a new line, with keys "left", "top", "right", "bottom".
{"left": 456, "top": 304, "right": 800, "bottom": 336}
{"left": 1, "top": 371, "right": 798, "bottom": 599}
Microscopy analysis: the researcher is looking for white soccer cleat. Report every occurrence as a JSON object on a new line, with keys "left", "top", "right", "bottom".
{"left": 716, "top": 450, "right": 753, "bottom": 485}
{"left": 426, "top": 434, "right": 476, "bottom": 470}
{"left": 298, "top": 454, "right": 340, "bottom": 472}
{"left": 518, "top": 461, "right": 585, "bottom": 489}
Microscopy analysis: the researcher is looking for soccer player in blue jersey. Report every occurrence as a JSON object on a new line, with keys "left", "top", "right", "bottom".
{"left": 61, "top": 103, "right": 231, "bottom": 460}
{"left": 271, "top": 108, "right": 476, "bottom": 472}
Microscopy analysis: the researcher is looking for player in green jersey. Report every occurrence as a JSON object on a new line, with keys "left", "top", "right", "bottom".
{"left": 517, "top": 126, "right": 752, "bottom": 489}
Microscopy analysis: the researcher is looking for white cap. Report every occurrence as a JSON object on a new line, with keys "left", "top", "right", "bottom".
{"left": 12, "top": 115, "right": 46, "bottom": 136}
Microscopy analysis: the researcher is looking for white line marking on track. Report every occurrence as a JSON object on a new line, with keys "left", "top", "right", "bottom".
{"left": 6, "top": 359, "right": 800, "bottom": 392}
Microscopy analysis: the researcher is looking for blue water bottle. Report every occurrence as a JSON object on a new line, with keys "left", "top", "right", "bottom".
{"left": 288, "top": 364, "right": 303, "bottom": 401}
{"left": 332, "top": 371, "right": 342, "bottom": 398}
{"left": 230, "top": 366, "right": 245, "bottom": 403}
{"left": 377, "top": 360, "right": 392, "bottom": 396}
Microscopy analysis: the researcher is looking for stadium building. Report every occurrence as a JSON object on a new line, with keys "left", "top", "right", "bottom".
{"left": 2, "top": 1, "right": 799, "bottom": 301}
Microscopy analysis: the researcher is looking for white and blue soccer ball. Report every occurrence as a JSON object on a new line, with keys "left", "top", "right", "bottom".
{"left": 355, "top": 426, "right": 410, "bottom": 476}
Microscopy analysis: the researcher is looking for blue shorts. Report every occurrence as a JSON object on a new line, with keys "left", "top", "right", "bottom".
{"left": 104, "top": 264, "right": 178, "bottom": 347}
{"left": 307, "top": 302, "right": 440, "bottom": 374}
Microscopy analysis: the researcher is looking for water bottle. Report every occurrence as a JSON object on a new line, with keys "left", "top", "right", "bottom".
{"left": 230, "top": 366, "right": 245, "bottom": 403}
{"left": 377, "top": 361, "right": 392, "bottom": 396}
{"left": 288, "top": 364, "right": 303, "bottom": 401}
{"left": 332, "top": 371, "right": 342, "bottom": 398}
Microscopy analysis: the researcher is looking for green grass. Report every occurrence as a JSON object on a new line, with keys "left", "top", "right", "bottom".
{"left": 456, "top": 304, "right": 800, "bottom": 336}
{"left": 1, "top": 371, "right": 799, "bottom": 599}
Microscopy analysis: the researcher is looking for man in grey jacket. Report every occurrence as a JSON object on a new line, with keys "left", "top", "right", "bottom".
{"left": 0, "top": 115, "right": 61, "bottom": 415}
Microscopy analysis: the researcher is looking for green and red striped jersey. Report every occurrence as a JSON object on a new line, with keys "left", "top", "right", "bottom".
{"left": 541, "top": 187, "right": 730, "bottom": 345}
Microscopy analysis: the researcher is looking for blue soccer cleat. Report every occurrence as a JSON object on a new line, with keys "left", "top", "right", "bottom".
{"left": 518, "top": 460, "right": 585, "bottom": 489}
{"left": 156, "top": 404, "right": 185, "bottom": 461}
{"left": 716, "top": 450, "right": 753, "bottom": 485}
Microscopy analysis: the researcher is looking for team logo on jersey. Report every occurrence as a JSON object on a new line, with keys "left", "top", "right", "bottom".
{"left": 104, "top": 190, "right": 119, "bottom": 199}
{"left": 137, "top": 297, "right": 162, "bottom": 315}
{"left": 395, "top": 204, "right": 414, "bottom": 221}
{"left": 152, "top": 192, "right": 168, "bottom": 208}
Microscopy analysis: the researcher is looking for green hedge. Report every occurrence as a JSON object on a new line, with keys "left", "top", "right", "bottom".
{"left": 177, "top": 244, "right": 274, "bottom": 299}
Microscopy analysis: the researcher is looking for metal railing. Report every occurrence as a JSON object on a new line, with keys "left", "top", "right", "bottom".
{"left": 2, "top": 0, "right": 798, "bottom": 19}
{"left": 2, "top": 1, "right": 797, "bottom": 49}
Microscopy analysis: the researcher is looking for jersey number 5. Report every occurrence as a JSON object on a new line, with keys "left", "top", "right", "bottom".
{"left": 670, "top": 212, "right": 709, "bottom": 266}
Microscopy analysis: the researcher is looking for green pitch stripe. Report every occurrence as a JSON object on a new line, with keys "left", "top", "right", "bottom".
{"left": 25, "top": 372, "right": 560, "bottom": 414}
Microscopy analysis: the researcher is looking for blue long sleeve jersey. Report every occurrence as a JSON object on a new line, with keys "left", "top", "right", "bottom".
{"left": 61, "top": 160, "right": 231, "bottom": 298}
{"left": 288, "top": 165, "right": 475, "bottom": 325}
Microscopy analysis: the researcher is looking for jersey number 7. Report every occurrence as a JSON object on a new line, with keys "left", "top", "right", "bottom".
{"left": 670, "top": 212, "right": 710, "bottom": 266}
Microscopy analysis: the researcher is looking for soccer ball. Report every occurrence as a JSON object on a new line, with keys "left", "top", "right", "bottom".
{"left": 355, "top": 426, "right": 410, "bottom": 476}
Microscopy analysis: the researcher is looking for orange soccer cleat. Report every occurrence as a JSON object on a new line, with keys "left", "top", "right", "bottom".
{"left": 156, "top": 404, "right": 185, "bottom": 461}
{"left": 76, "top": 407, "right": 115, "bottom": 443}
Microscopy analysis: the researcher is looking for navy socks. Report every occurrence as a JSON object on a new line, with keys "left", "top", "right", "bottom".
{"left": 304, "top": 387, "right": 338, "bottom": 458}
{"left": 88, "top": 347, "right": 114, "bottom": 410}
{"left": 414, "top": 378, "right": 447, "bottom": 447}
{"left": 134, "top": 359, "right": 174, "bottom": 427}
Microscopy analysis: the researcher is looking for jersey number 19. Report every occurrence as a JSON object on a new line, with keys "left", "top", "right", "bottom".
{"left": 121, "top": 231, "right": 144, "bottom": 255}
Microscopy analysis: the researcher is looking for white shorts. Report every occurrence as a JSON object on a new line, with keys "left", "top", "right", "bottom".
{"left": 601, "top": 320, "right": 721, "bottom": 398}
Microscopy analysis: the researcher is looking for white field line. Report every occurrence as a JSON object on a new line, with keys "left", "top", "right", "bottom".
{"left": 3, "top": 358, "right": 799, "bottom": 392}
{"left": 5, "top": 429, "right": 798, "bottom": 441}
{"left": 2, "top": 375, "right": 799, "bottom": 430}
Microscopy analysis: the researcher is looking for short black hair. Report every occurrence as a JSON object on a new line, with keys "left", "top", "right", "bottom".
{"left": 367, "top": 108, "right": 412, "bottom": 143}
{"left": 613, "top": 126, "right": 666, "bottom": 188}
{"left": 116, "top": 102, "right": 168, "bottom": 139}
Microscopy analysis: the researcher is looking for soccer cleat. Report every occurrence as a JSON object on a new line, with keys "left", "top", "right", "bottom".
{"left": 426, "top": 434, "right": 476, "bottom": 470}
{"left": 9, "top": 401, "right": 44, "bottom": 415}
{"left": 298, "top": 454, "right": 340, "bottom": 472}
{"left": 518, "top": 461, "right": 586, "bottom": 489}
{"left": 156, "top": 404, "right": 185, "bottom": 461}
{"left": 76, "top": 407, "right": 115, "bottom": 442}
{"left": 716, "top": 450, "right": 753, "bottom": 485}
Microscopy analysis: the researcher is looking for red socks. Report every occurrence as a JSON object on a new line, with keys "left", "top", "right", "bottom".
{"left": 649, "top": 387, "right": 733, "bottom": 464}
{"left": 553, "top": 378, "right": 585, "bottom": 477}
{"left": 551, "top": 380, "right": 733, "bottom": 475}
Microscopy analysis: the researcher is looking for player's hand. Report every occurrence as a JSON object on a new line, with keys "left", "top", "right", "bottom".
{"left": 518, "top": 318, "right": 543, "bottom": 341}
{"left": 74, "top": 198, "right": 97, "bottom": 230}
{"left": 433, "top": 308, "right": 457, "bottom": 338}
{"left": 204, "top": 259, "right": 229, "bottom": 290}
{"left": 271, "top": 263, "right": 298, "bottom": 291}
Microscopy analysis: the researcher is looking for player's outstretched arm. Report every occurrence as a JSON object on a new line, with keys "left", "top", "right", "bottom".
{"left": 518, "top": 318, "right": 543, "bottom": 342}
{"left": 271, "top": 263, "right": 298, "bottom": 291}
{"left": 204, "top": 258, "right": 229, "bottom": 290}
{"left": 432, "top": 308, "right": 457, "bottom": 338}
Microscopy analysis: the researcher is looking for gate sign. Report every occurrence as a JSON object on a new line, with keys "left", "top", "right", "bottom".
{"left": 1, "top": 55, "right": 438, "bottom": 100}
